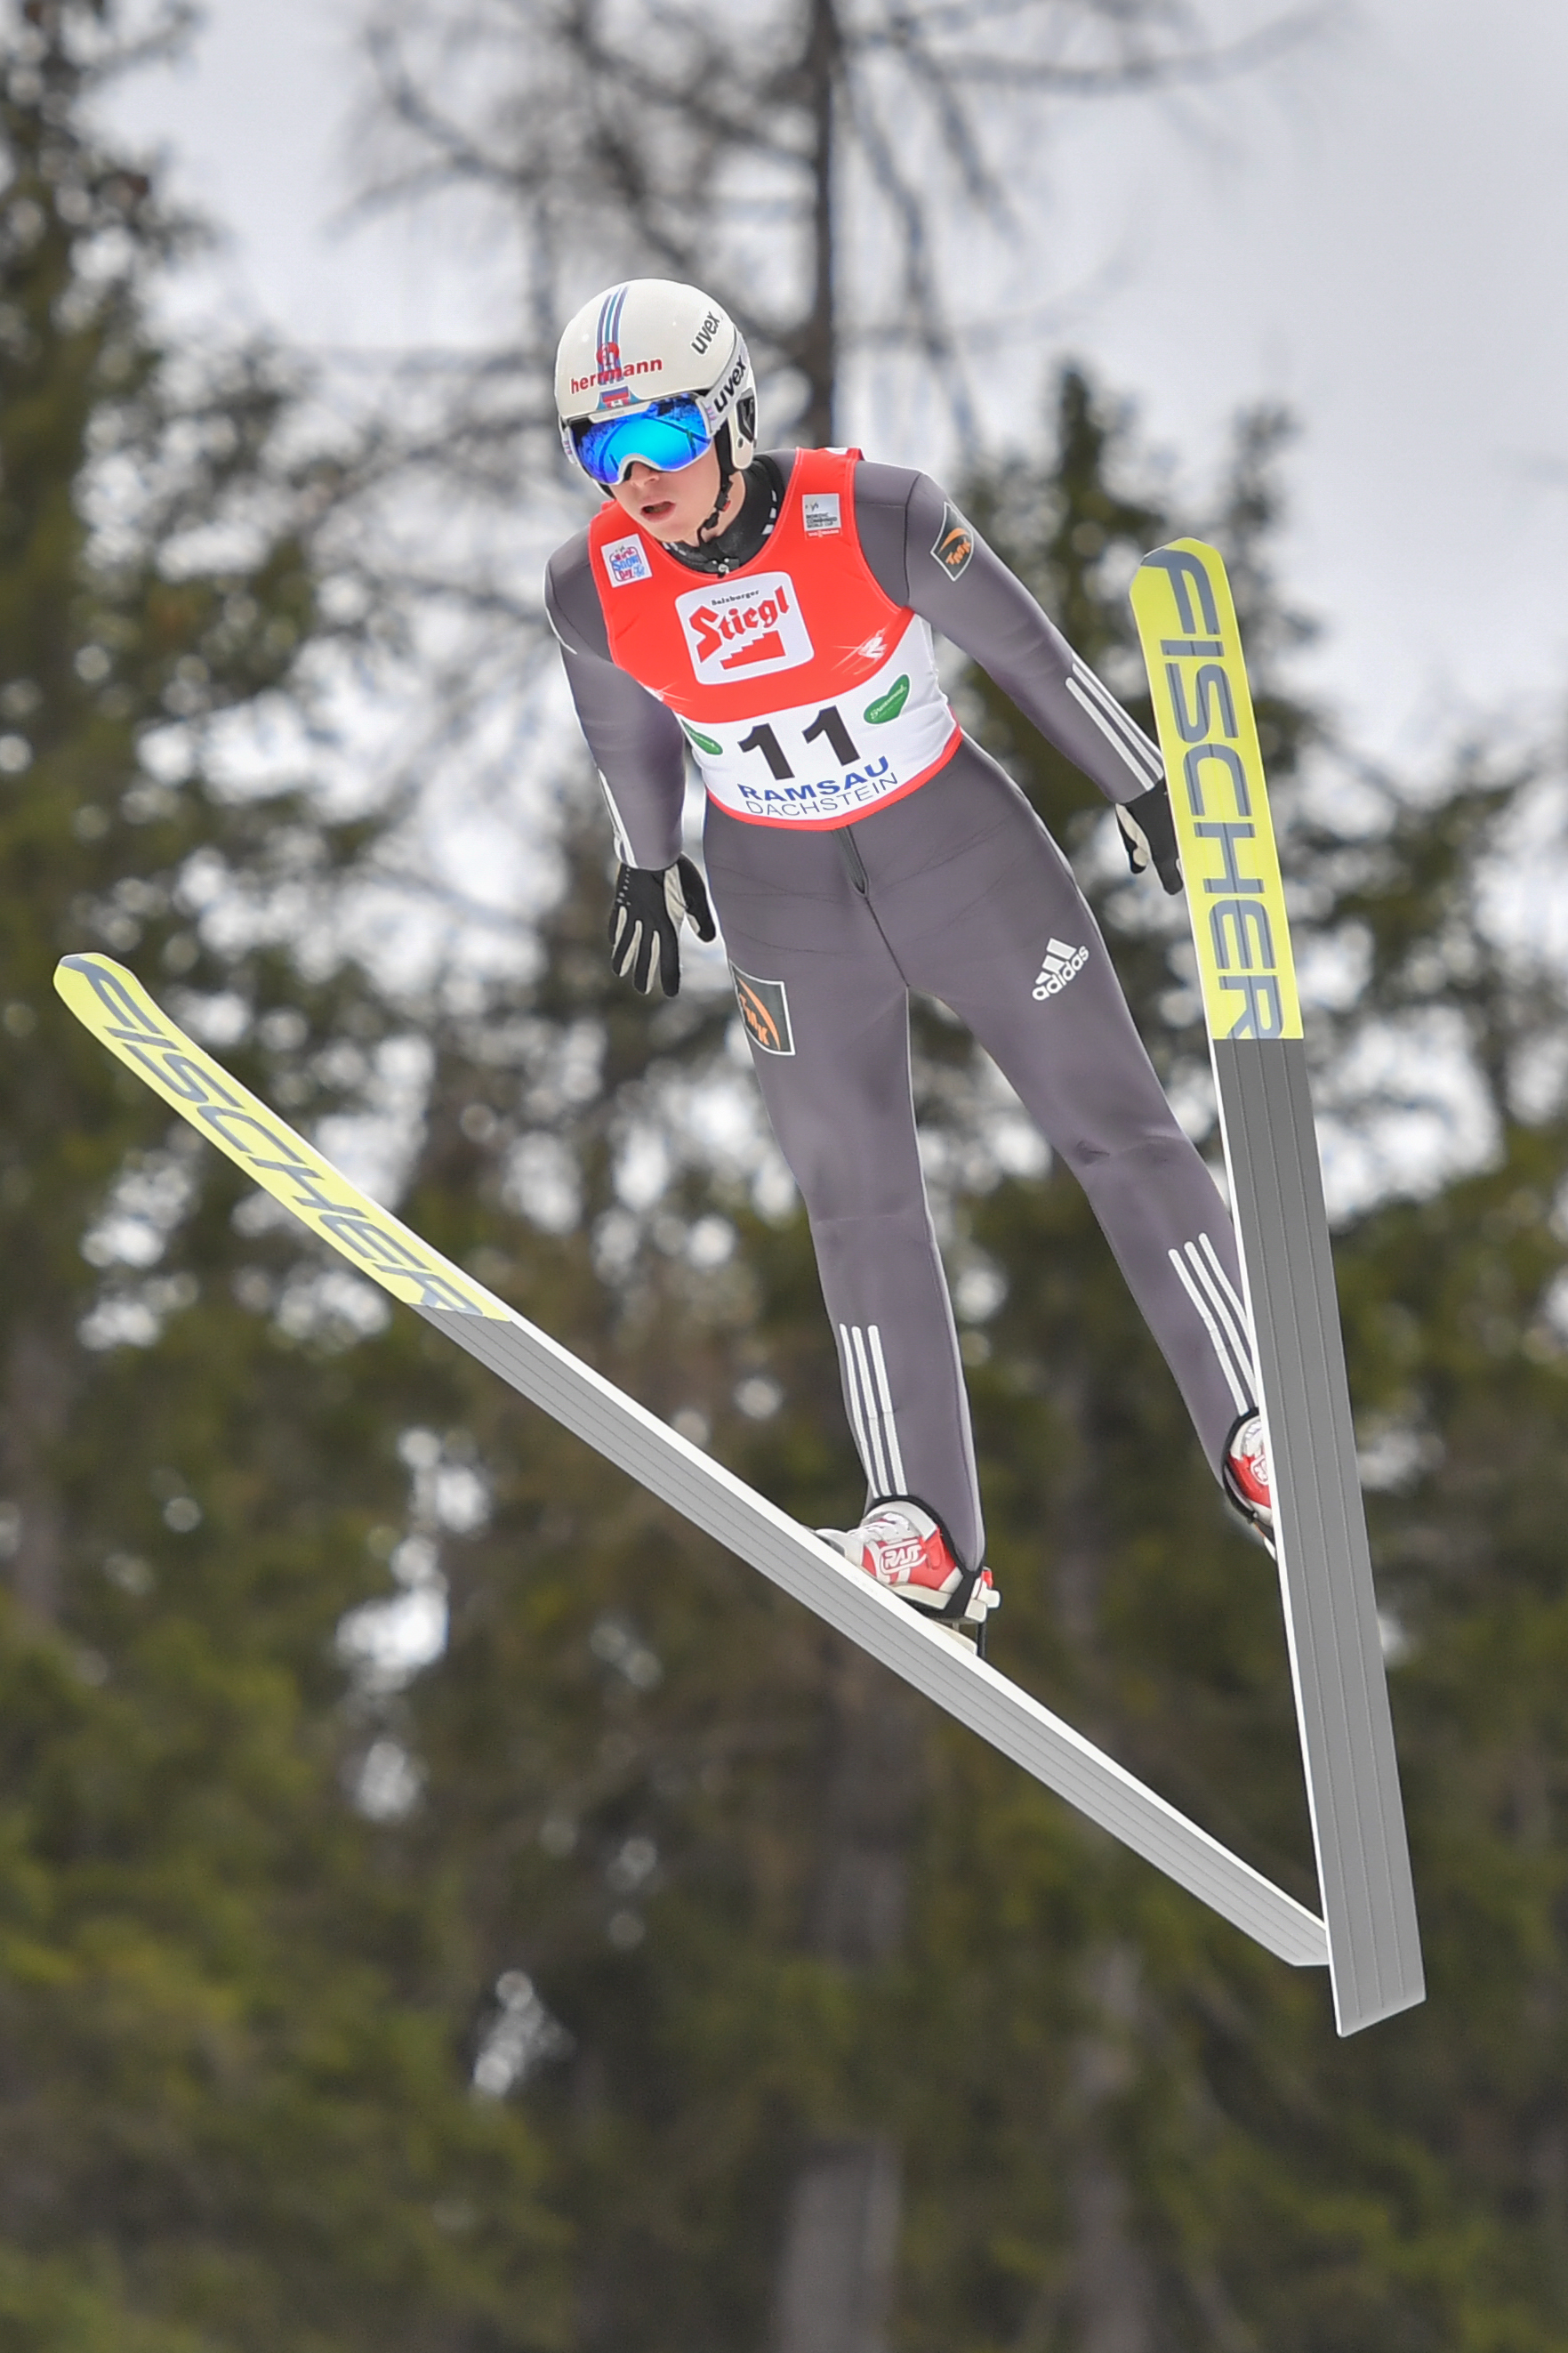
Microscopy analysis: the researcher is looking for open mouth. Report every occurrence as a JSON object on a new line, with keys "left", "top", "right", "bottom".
{"left": 638, "top": 496, "right": 676, "bottom": 522}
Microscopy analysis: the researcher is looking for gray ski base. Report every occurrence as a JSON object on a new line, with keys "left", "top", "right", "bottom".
{"left": 420, "top": 1301, "right": 1330, "bottom": 1975}
{"left": 1214, "top": 1036, "right": 1424, "bottom": 2034}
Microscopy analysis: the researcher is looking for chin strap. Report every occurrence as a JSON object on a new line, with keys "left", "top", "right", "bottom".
{"left": 667, "top": 450, "right": 782, "bottom": 577}
{"left": 683, "top": 425, "right": 738, "bottom": 548}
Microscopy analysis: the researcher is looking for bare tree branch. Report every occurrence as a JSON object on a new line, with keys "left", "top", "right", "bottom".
{"left": 914, "top": 6, "right": 1330, "bottom": 90}
{"left": 342, "top": 0, "right": 1320, "bottom": 453}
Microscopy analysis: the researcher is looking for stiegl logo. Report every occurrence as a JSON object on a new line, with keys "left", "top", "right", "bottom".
{"left": 1033, "top": 938, "right": 1088, "bottom": 1000}
{"left": 675, "top": 570, "right": 813, "bottom": 684}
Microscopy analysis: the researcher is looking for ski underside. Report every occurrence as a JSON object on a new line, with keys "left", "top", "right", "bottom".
{"left": 54, "top": 543, "right": 1421, "bottom": 2034}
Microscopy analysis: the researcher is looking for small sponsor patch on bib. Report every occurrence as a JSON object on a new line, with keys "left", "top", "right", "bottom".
{"left": 602, "top": 534, "right": 653, "bottom": 587}
{"left": 802, "top": 492, "right": 841, "bottom": 536}
{"left": 931, "top": 503, "right": 975, "bottom": 579}
{"left": 731, "top": 965, "right": 794, "bottom": 1056}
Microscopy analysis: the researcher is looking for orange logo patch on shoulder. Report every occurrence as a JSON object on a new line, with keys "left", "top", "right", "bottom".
{"left": 731, "top": 965, "right": 795, "bottom": 1056}
{"left": 931, "top": 502, "right": 974, "bottom": 579}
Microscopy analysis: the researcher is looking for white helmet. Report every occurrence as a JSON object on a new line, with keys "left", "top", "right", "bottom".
{"left": 555, "top": 279, "right": 757, "bottom": 488}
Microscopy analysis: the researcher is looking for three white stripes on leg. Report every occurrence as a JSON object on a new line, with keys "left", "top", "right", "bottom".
{"left": 843, "top": 1242, "right": 1250, "bottom": 1495}
{"left": 1061, "top": 674, "right": 1258, "bottom": 1421}
{"left": 840, "top": 1323, "right": 906, "bottom": 1497}
{"left": 1064, "top": 674, "right": 1258, "bottom": 1417}
{"left": 1168, "top": 1233, "right": 1257, "bottom": 1414}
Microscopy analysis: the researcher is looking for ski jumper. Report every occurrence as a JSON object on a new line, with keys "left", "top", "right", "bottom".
{"left": 546, "top": 450, "right": 1258, "bottom": 1569}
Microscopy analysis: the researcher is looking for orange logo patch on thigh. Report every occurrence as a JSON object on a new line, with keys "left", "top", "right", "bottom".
{"left": 731, "top": 965, "right": 795, "bottom": 1056}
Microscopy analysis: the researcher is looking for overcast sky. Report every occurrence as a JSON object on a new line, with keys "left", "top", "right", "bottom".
{"left": 107, "top": 0, "right": 1568, "bottom": 773}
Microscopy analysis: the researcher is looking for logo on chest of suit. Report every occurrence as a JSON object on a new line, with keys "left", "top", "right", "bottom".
{"left": 675, "top": 572, "right": 814, "bottom": 685}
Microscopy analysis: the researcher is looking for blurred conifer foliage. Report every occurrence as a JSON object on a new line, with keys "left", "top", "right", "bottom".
{"left": 0, "top": 3, "right": 566, "bottom": 2341}
{"left": 901, "top": 372, "right": 1568, "bottom": 2350}
{"left": 352, "top": 0, "right": 1314, "bottom": 451}
{"left": 7, "top": 1, "right": 1568, "bottom": 2349}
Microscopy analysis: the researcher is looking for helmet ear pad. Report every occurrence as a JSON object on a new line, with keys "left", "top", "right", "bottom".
{"left": 727, "top": 391, "right": 758, "bottom": 473}
{"left": 709, "top": 382, "right": 757, "bottom": 495}
{"left": 699, "top": 374, "right": 756, "bottom": 486}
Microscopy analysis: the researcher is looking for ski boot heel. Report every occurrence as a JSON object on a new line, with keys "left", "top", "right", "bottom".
{"left": 816, "top": 1499, "right": 1000, "bottom": 1657}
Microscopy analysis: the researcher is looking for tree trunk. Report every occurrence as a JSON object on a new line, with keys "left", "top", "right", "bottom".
{"left": 771, "top": 1641, "right": 924, "bottom": 2352}
{"left": 3, "top": 1322, "right": 71, "bottom": 1622}
{"left": 773, "top": 2134, "right": 902, "bottom": 2353}
{"left": 1066, "top": 2143, "right": 1154, "bottom": 2353}
{"left": 1065, "top": 1949, "right": 1154, "bottom": 2353}
{"left": 796, "top": 0, "right": 839, "bottom": 448}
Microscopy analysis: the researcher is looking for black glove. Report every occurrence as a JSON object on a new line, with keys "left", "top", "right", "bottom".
{"left": 607, "top": 856, "right": 717, "bottom": 996}
{"left": 1115, "top": 780, "right": 1183, "bottom": 895}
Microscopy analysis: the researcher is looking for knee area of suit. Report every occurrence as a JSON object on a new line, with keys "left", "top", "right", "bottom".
{"left": 1061, "top": 1125, "right": 1197, "bottom": 1179}
{"left": 807, "top": 1198, "right": 937, "bottom": 1246}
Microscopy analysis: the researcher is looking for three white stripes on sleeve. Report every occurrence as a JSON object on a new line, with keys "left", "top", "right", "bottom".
{"left": 839, "top": 1322, "right": 907, "bottom": 1496}
{"left": 597, "top": 773, "right": 636, "bottom": 868}
{"left": 1065, "top": 659, "right": 1163, "bottom": 790}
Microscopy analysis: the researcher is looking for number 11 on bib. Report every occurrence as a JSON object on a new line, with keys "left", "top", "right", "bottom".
{"left": 1130, "top": 541, "right": 1424, "bottom": 2036}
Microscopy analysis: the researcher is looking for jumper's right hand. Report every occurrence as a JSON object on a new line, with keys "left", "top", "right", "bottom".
{"left": 607, "top": 857, "right": 717, "bottom": 996}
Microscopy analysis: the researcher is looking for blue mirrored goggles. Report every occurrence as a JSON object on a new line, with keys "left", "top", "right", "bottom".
{"left": 569, "top": 395, "right": 713, "bottom": 488}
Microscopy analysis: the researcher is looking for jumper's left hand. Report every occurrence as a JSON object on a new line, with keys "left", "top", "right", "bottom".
{"left": 608, "top": 856, "right": 717, "bottom": 996}
{"left": 1115, "top": 780, "right": 1183, "bottom": 896}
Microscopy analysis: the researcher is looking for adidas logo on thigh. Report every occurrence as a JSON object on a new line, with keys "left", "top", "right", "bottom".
{"left": 1032, "top": 937, "right": 1089, "bottom": 1000}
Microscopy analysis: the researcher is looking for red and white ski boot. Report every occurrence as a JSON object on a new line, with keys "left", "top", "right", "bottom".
{"left": 1222, "top": 1411, "right": 1275, "bottom": 1551}
{"left": 816, "top": 1498, "right": 999, "bottom": 1652}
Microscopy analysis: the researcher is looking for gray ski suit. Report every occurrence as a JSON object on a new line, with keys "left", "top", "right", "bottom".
{"left": 545, "top": 453, "right": 1258, "bottom": 1570}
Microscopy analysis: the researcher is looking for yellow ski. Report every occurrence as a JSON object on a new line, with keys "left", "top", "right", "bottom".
{"left": 1131, "top": 541, "right": 1424, "bottom": 2034}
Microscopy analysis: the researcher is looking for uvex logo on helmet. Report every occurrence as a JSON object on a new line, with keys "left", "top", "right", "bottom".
{"left": 690, "top": 310, "right": 721, "bottom": 355}
{"left": 569, "top": 357, "right": 664, "bottom": 395}
{"left": 704, "top": 350, "right": 748, "bottom": 422}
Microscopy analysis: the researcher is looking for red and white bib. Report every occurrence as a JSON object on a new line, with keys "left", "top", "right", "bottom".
{"left": 588, "top": 448, "right": 961, "bottom": 828}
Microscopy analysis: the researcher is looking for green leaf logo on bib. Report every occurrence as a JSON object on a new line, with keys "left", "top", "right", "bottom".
{"left": 862, "top": 675, "right": 911, "bottom": 725}
{"left": 681, "top": 722, "right": 724, "bottom": 756}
